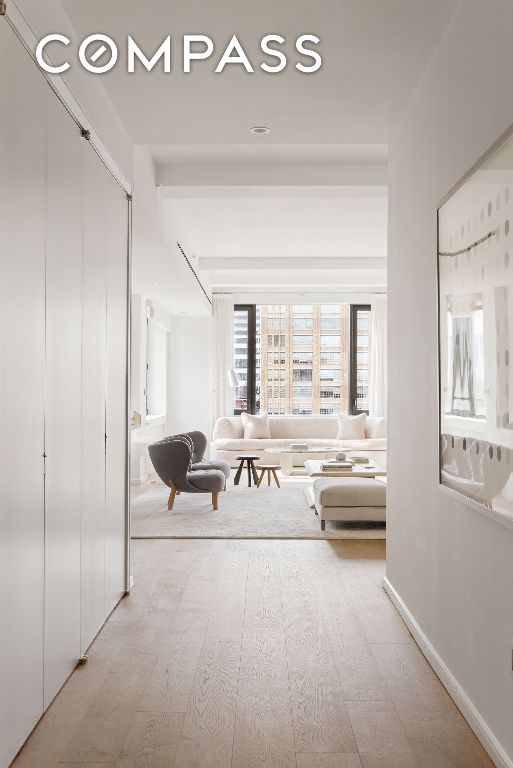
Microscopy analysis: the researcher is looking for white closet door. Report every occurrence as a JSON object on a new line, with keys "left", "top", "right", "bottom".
{"left": 0, "top": 22, "right": 46, "bottom": 768}
{"left": 43, "top": 94, "right": 82, "bottom": 706}
{"left": 105, "top": 177, "right": 129, "bottom": 613}
{"left": 80, "top": 146, "right": 108, "bottom": 652}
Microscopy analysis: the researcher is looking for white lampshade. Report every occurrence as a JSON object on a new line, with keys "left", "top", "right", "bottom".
{"left": 227, "top": 368, "right": 240, "bottom": 388}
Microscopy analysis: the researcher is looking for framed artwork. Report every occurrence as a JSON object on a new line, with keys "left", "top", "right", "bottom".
{"left": 438, "top": 127, "right": 513, "bottom": 522}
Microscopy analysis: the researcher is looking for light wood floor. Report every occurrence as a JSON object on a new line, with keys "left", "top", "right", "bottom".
{"left": 11, "top": 540, "right": 494, "bottom": 768}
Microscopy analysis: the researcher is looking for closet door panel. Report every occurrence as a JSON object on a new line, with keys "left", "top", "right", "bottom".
{"left": 44, "top": 94, "right": 82, "bottom": 706}
{"left": 0, "top": 22, "right": 46, "bottom": 768}
{"left": 80, "top": 147, "right": 108, "bottom": 652}
{"left": 105, "top": 178, "right": 129, "bottom": 614}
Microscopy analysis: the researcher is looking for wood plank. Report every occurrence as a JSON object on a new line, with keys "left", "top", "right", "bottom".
{"left": 61, "top": 650, "right": 156, "bottom": 763}
{"left": 370, "top": 644, "right": 495, "bottom": 766}
{"left": 10, "top": 540, "right": 494, "bottom": 768}
{"left": 232, "top": 689, "right": 296, "bottom": 768}
{"left": 346, "top": 700, "right": 420, "bottom": 768}
{"left": 296, "top": 754, "right": 362, "bottom": 768}
{"left": 238, "top": 632, "right": 289, "bottom": 694}
{"left": 173, "top": 639, "right": 240, "bottom": 768}
{"left": 330, "top": 639, "right": 389, "bottom": 701}
{"left": 138, "top": 631, "right": 205, "bottom": 713}
{"left": 205, "top": 546, "right": 249, "bottom": 642}
{"left": 289, "top": 670, "right": 356, "bottom": 753}
{"left": 114, "top": 711, "right": 185, "bottom": 768}
{"left": 344, "top": 578, "right": 412, "bottom": 645}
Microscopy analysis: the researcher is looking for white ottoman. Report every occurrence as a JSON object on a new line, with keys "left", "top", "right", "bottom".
{"left": 314, "top": 477, "right": 386, "bottom": 530}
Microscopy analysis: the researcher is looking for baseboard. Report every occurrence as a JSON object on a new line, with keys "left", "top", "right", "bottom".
{"left": 383, "top": 577, "right": 512, "bottom": 768}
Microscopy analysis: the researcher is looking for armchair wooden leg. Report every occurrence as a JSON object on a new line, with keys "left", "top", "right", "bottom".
{"left": 212, "top": 492, "right": 219, "bottom": 510}
{"left": 271, "top": 469, "right": 281, "bottom": 488}
{"left": 224, "top": 480, "right": 226, "bottom": 491}
{"left": 168, "top": 481, "right": 177, "bottom": 511}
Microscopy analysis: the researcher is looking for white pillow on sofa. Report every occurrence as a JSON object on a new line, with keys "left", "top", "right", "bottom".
{"left": 365, "top": 416, "right": 387, "bottom": 439}
{"left": 241, "top": 412, "right": 271, "bottom": 439}
{"left": 336, "top": 413, "right": 366, "bottom": 440}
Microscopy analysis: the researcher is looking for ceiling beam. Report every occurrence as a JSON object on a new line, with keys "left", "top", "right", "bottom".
{"left": 199, "top": 256, "right": 386, "bottom": 271}
{"left": 156, "top": 162, "right": 387, "bottom": 190}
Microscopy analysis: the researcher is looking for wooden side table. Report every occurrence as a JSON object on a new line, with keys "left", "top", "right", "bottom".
{"left": 234, "top": 455, "right": 260, "bottom": 487}
{"left": 256, "top": 464, "right": 281, "bottom": 488}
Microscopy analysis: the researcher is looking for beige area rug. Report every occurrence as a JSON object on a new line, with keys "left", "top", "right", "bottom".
{"left": 130, "top": 474, "right": 386, "bottom": 540}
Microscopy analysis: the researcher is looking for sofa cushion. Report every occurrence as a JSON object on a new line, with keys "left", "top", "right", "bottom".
{"left": 268, "top": 416, "right": 339, "bottom": 439}
{"left": 213, "top": 437, "right": 342, "bottom": 452}
{"left": 314, "top": 477, "right": 386, "bottom": 507}
{"left": 241, "top": 412, "right": 271, "bottom": 439}
{"left": 337, "top": 413, "right": 366, "bottom": 440}
{"left": 213, "top": 416, "right": 244, "bottom": 440}
{"left": 365, "top": 416, "right": 387, "bottom": 439}
{"left": 339, "top": 438, "right": 387, "bottom": 451}
{"left": 212, "top": 437, "right": 387, "bottom": 452}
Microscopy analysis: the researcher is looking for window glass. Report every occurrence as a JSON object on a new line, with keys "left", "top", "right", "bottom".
{"left": 233, "top": 303, "right": 371, "bottom": 416}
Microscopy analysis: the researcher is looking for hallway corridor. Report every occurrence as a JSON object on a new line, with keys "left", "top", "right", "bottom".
{"left": 11, "top": 540, "right": 493, "bottom": 768}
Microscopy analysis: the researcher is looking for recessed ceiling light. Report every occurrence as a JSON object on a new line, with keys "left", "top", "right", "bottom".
{"left": 250, "top": 126, "right": 270, "bottom": 135}
{"left": 154, "top": 282, "right": 160, "bottom": 287}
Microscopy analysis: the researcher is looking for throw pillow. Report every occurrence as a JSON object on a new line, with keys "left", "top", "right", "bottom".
{"left": 336, "top": 412, "right": 367, "bottom": 440}
{"left": 241, "top": 412, "right": 271, "bottom": 439}
{"left": 365, "top": 416, "right": 387, "bottom": 439}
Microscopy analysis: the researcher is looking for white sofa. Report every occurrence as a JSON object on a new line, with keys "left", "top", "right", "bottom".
{"left": 211, "top": 415, "right": 387, "bottom": 468}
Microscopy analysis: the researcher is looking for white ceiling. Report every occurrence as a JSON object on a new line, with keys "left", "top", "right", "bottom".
{"left": 168, "top": 193, "right": 387, "bottom": 259}
{"left": 60, "top": 0, "right": 457, "bottom": 306}
{"left": 62, "top": 0, "right": 457, "bottom": 147}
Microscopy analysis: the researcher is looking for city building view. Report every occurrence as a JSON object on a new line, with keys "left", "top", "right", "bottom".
{"left": 233, "top": 304, "right": 371, "bottom": 416}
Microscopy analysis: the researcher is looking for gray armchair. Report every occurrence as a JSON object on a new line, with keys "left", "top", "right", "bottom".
{"left": 181, "top": 430, "right": 231, "bottom": 484}
{"left": 149, "top": 435, "right": 225, "bottom": 511}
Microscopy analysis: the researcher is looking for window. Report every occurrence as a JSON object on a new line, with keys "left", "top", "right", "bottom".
{"left": 232, "top": 305, "right": 257, "bottom": 414}
{"left": 320, "top": 386, "right": 341, "bottom": 399}
{"left": 350, "top": 305, "right": 371, "bottom": 413}
{"left": 292, "top": 318, "right": 313, "bottom": 330}
{"left": 268, "top": 352, "right": 286, "bottom": 365}
{"left": 293, "top": 385, "right": 313, "bottom": 398}
{"left": 320, "top": 351, "right": 341, "bottom": 365}
{"left": 320, "top": 369, "right": 340, "bottom": 381}
{"left": 292, "top": 351, "right": 313, "bottom": 364}
{"left": 320, "top": 305, "right": 340, "bottom": 314}
{"left": 233, "top": 303, "right": 372, "bottom": 415}
{"left": 293, "top": 403, "right": 313, "bottom": 415}
{"left": 146, "top": 319, "right": 168, "bottom": 416}
{"left": 320, "top": 335, "right": 341, "bottom": 348}
{"left": 293, "top": 369, "right": 313, "bottom": 381}
{"left": 320, "top": 404, "right": 342, "bottom": 415}
{"left": 293, "top": 335, "right": 313, "bottom": 349}
{"left": 320, "top": 318, "right": 341, "bottom": 330}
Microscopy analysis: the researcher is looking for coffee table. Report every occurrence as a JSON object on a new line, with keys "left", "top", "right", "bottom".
{"left": 268, "top": 447, "right": 338, "bottom": 476}
{"left": 304, "top": 459, "right": 386, "bottom": 478}
{"left": 234, "top": 455, "right": 260, "bottom": 487}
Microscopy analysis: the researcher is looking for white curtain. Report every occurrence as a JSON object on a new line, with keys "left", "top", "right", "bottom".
{"left": 369, "top": 294, "right": 387, "bottom": 416}
{"left": 212, "top": 294, "right": 234, "bottom": 425}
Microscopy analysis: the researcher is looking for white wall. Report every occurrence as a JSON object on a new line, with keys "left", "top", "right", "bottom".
{"left": 0, "top": 19, "right": 129, "bottom": 766}
{"left": 14, "top": 0, "right": 133, "bottom": 183}
{"left": 132, "top": 146, "right": 211, "bottom": 315}
{"left": 168, "top": 316, "right": 213, "bottom": 450}
{"left": 387, "top": 1, "right": 513, "bottom": 764}
{"left": 130, "top": 296, "right": 171, "bottom": 483}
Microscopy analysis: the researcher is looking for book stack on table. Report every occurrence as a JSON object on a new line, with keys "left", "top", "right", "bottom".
{"left": 320, "top": 460, "right": 355, "bottom": 473}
